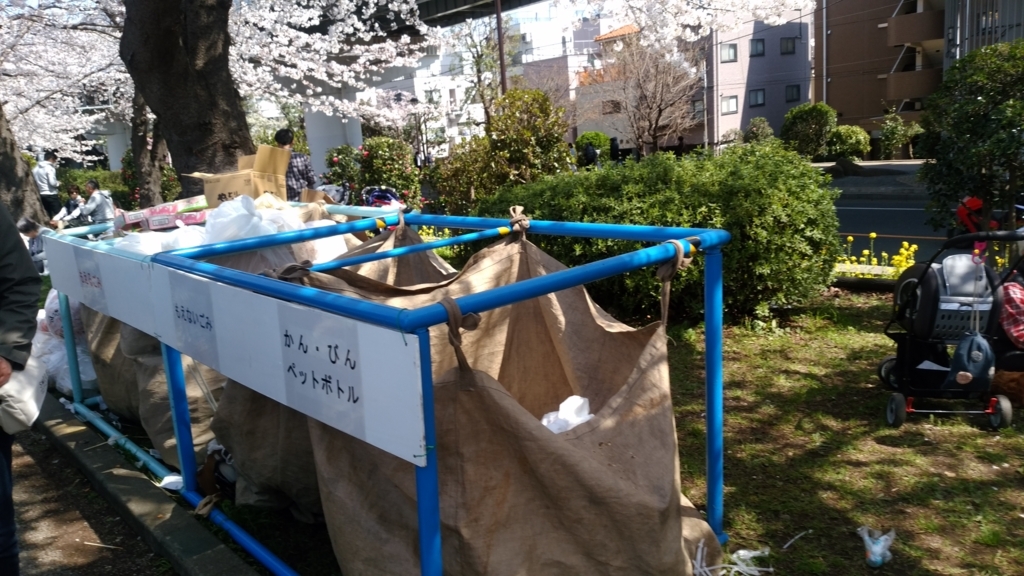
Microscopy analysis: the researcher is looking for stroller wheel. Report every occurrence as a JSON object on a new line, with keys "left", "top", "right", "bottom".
{"left": 989, "top": 395, "right": 1013, "bottom": 430}
{"left": 886, "top": 393, "right": 907, "bottom": 428}
{"left": 877, "top": 356, "right": 899, "bottom": 390}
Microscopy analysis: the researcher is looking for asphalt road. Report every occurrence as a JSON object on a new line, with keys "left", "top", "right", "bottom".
{"left": 835, "top": 196, "right": 950, "bottom": 264}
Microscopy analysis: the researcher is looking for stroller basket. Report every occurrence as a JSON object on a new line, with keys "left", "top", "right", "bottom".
{"left": 896, "top": 253, "right": 995, "bottom": 343}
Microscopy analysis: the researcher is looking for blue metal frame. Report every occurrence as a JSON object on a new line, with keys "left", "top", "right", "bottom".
{"left": 54, "top": 210, "right": 730, "bottom": 575}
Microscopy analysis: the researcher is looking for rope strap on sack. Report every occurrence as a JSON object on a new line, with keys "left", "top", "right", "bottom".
{"left": 439, "top": 297, "right": 481, "bottom": 388}
{"left": 509, "top": 205, "right": 530, "bottom": 236}
{"left": 396, "top": 209, "right": 406, "bottom": 240}
{"left": 655, "top": 240, "right": 693, "bottom": 326}
{"left": 268, "top": 260, "right": 314, "bottom": 281}
{"left": 193, "top": 493, "right": 223, "bottom": 518}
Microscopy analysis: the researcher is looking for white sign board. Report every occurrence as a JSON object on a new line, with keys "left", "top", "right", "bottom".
{"left": 44, "top": 236, "right": 157, "bottom": 335}
{"left": 150, "top": 265, "right": 427, "bottom": 466}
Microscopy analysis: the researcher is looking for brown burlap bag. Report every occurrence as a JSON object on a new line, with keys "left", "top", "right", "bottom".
{"left": 210, "top": 221, "right": 452, "bottom": 519}
{"left": 80, "top": 306, "right": 140, "bottom": 422}
{"left": 280, "top": 235, "right": 720, "bottom": 575}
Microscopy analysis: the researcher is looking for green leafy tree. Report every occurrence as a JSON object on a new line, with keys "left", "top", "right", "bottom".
{"left": 743, "top": 117, "right": 775, "bottom": 143}
{"left": 120, "top": 149, "right": 181, "bottom": 209}
{"left": 574, "top": 131, "right": 611, "bottom": 166}
{"left": 879, "top": 108, "right": 922, "bottom": 160}
{"left": 427, "top": 136, "right": 499, "bottom": 215}
{"left": 487, "top": 88, "right": 572, "bottom": 184}
{"left": 826, "top": 125, "right": 871, "bottom": 161}
{"left": 721, "top": 128, "right": 745, "bottom": 145}
{"left": 919, "top": 39, "right": 1024, "bottom": 231}
{"left": 780, "top": 102, "right": 837, "bottom": 159}
{"left": 323, "top": 145, "right": 361, "bottom": 188}
{"left": 358, "top": 137, "right": 421, "bottom": 209}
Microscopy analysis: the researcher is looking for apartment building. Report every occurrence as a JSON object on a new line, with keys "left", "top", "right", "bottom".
{"left": 944, "top": 0, "right": 1024, "bottom": 66}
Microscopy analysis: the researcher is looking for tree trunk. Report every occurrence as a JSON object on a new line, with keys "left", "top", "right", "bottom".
{"left": 0, "top": 103, "right": 48, "bottom": 224}
{"left": 120, "top": 0, "right": 254, "bottom": 198}
{"left": 130, "top": 90, "right": 166, "bottom": 209}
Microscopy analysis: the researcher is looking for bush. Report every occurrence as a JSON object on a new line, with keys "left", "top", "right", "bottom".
{"left": 879, "top": 109, "right": 923, "bottom": 160}
{"left": 427, "top": 136, "right": 497, "bottom": 215}
{"left": 358, "top": 136, "right": 421, "bottom": 209}
{"left": 826, "top": 125, "right": 871, "bottom": 161}
{"left": 781, "top": 102, "right": 837, "bottom": 160}
{"left": 722, "top": 128, "right": 745, "bottom": 144}
{"left": 323, "top": 145, "right": 361, "bottom": 189}
{"left": 574, "top": 131, "right": 611, "bottom": 166}
{"left": 119, "top": 149, "right": 182, "bottom": 209}
{"left": 57, "top": 168, "right": 132, "bottom": 210}
{"left": 744, "top": 117, "right": 775, "bottom": 143}
{"left": 476, "top": 140, "right": 840, "bottom": 322}
{"left": 21, "top": 152, "right": 36, "bottom": 170}
{"left": 488, "top": 88, "right": 572, "bottom": 184}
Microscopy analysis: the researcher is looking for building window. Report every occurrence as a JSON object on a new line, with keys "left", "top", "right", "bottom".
{"left": 750, "top": 39, "right": 765, "bottom": 57}
{"left": 749, "top": 89, "right": 765, "bottom": 107}
{"left": 780, "top": 37, "right": 796, "bottom": 55}
{"left": 721, "top": 95, "right": 738, "bottom": 115}
{"left": 424, "top": 89, "right": 441, "bottom": 104}
{"left": 602, "top": 100, "right": 623, "bottom": 115}
{"left": 721, "top": 44, "right": 737, "bottom": 63}
{"left": 692, "top": 99, "right": 705, "bottom": 116}
{"left": 785, "top": 84, "right": 801, "bottom": 102}
{"left": 449, "top": 88, "right": 457, "bottom": 105}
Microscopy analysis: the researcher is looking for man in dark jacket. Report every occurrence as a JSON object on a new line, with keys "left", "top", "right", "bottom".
{"left": 0, "top": 202, "right": 41, "bottom": 576}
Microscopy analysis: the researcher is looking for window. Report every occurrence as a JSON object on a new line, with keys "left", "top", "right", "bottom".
{"left": 424, "top": 89, "right": 440, "bottom": 104}
{"left": 748, "top": 89, "right": 765, "bottom": 107}
{"left": 602, "top": 100, "right": 623, "bottom": 115}
{"left": 692, "top": 99, "right": 705, "bottom": 116}
{"left": 721, "top": 95, "right": 738, "bottom": 115}
{"left": 721, "top": 43, "right": 737, "bottom": 63}
{"left": 449, "top": 88, "right": 457, "bottom": 105}
{"left": 785, "top": 84, "right": 801, "bottom": 102}
{"left": 750, "top": 39, "right": 765, "bottom": 57}
{"left": 425, "top": 45, "right": 439, "bottom": 56}
{"left": 780, "top": 37, "right": 796, "bottom": 55}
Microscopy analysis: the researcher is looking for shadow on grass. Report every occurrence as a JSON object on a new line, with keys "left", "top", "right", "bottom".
{"left": 670, "top": 293, "right": 1024, "bottom": 575}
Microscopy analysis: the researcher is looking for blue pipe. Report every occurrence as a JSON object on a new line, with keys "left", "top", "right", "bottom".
{"left": 180, "top": 489, "right": 299, "bottom": 576}
{"left": 404, "top": 213, "right": 724, "bottom": 245}
{"left": 397, "top": 240, "right": 695, "bottom": 332}
{"left": 153, "top": 254, "right": 407, "bottom": 329}
{"left": 58, "top": 293, "right": 84, "bottom": 405}
{"left": 703, "top": 249, "right": 727, "bottom": 545}
{"left": 165, "top": 215, "right": 399, "bottom": 261}
{"left": 311, "top": 226, "right": 509, "bottom": 272}
{"left": 59, "top": 293, "right": 172, "bottom": 477}
{"left": 160, "top": 345, "right": 199, "bottom": 495}
{"left": 59, "top": 222, "right": 112, "bottom": 238}
{"left": 83, "top": 396, "right": 104, "bottom": 407}
{"left": 414, "top": 330, "right": 443, "bottom": 576}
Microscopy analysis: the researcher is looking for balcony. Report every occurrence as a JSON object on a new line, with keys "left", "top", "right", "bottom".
{"left": 886, "top": 67, "right": 942, "bottom": 100}
{"left": 887, "top": 10, "right": 945, "bottom": 46}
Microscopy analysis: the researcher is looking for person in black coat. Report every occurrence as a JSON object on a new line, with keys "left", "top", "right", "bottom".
{"left": 609, "top": 137, "right": 620, "bottom": 164}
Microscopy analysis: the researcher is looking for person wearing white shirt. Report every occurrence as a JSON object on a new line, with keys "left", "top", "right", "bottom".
{"left": 31, "top": 151, "right": 61, "bottom": 218}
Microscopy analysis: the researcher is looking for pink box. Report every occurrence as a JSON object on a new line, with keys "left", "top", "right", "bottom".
{"left": 113, "top": 209, "right": 146, "bottom": 230}
{"left": 175, "top": 211, "right": 208, "bottom": 226}
{"left": 143, "top": 203, "right": 179, "bottom": 218}
{"left": 142, "top": 214, "right": 178, "bottom": 231}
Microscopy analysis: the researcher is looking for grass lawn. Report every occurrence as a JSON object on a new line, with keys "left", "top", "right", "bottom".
{"left": 671, "top": 291, "right": 1024, "bottom": 575}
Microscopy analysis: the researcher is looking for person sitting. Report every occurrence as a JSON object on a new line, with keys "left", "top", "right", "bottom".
{"left": 80, "top": 179, "right": 114, "bottom": 223}
{"left": 15, "top": 218, "right": 46, "bottom": 275}
{"left": 50, "top": 185, "right": 87, "bottom": 228}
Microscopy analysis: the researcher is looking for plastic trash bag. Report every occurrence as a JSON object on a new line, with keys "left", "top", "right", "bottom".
{"left": 540, "top": 395, "right": 593, "bottom": 433}
{"left": 857, "top": 525, "right": 895, "bottom": 568}
{"left": 44, "top": 289, "right": 83, "bottom": 340}
{"left": 204, "top": 195, "right": 277, "bottom": 244}
{"left": 304, "top": 220, "right": 349, "bottom": 263}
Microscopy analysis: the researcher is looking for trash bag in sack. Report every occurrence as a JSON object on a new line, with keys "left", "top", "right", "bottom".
{"left": 275, "top": 234, "right": 720, "bottom": 575}
{"left": 44, "top": 289, "right": 84, "bottom": 341}
{"left": 210, "top": 221, "right": 453, "bottom": 521}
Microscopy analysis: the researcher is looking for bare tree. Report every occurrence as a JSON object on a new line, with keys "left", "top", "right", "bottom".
{"left": 447, "top": 17, "right": 519, "bottom": 131}
{"left": 597, "top": 35, "right": 705, "bottom": 155}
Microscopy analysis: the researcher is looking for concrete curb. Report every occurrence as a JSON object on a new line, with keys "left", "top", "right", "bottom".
{"left": 837, "top": 189, "right": 929, "bottom": 201}
{"left": 833, "top": 276, "right": 896, "bottom": 292}
{"left": 33, "top": 395, "right": 259, "bottom": 576}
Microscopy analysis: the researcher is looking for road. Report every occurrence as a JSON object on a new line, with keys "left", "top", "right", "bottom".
{"left": 835, "top": 196, "right": 949, "bottom": 263}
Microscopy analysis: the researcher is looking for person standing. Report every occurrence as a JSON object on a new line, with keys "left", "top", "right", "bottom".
{"left": 275, "top": 129, "right": 316, "bottom": 202}
{"left": 80, "top": 179, "right": 114, "bottom": 223}
{"left": 0, "top": 202, "right": 42, "bottom": 576}
{"left": 610, "top": 137, "right": 620, "bottom": 165}
{"left": 31, "top": 151, "right": 61, "bottom": 218}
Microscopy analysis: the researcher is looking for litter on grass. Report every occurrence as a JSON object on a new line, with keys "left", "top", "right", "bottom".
{"left": 857, "top": 525, "right": 895, "bottom": 568}
{"left": 693, "top": 539, "right": 774, "bottom": 575}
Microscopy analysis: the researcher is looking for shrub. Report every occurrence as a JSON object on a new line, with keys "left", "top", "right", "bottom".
{"left": 21, "top": 152, "right": 36, "bottom": 169}
{"left": 427, "top": 136, "right": 497, "bottom": 215}
{"left": 721, "top": 128, "right": 745, "bottom": 144}
{"left": 358, "top": 136, "right": 421, "bottom": 209}
{"left": 119, "top": 149, "right": 182, "bottom": 208}
{"left": 488, "top": 88, "right": 572, "bottom": 184}
{"left": 781, "top": 102, "right": 837, "bottom": 160}
{"left": 476, "top": 140, "right": 840, "bottom": 322}
{"left": 879, "top": 108, "right": 923, "bottom": 160}
{"left": 323, "top": 145, "right": 361, "bottom": 189}
{"left": 574, "top": 131, "right": 611, "bottom": 166}
{"left": 744, "top": 117, "right": 775, "bottom": 143}
{"left": 57, "top": 168, "right": 133, "bottom": 209}
{"left": 826, "top": 125, "right": 871, "bottom": 161}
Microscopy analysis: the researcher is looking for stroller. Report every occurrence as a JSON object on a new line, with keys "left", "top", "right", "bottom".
{"left": 361, "top": 186, "right": 404, "bottom": 208}
{"left": 878, "top": 230, "right": 1024, "bottom": 429}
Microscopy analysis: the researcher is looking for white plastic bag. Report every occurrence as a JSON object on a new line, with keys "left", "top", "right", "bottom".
{"left": 0, "top": 356, "right": 48, "bottom": 434}
{"left": 118, "top": 232, "right": 169, "bottom": 255}
{"left": 162, "top": 223, "right": 206, "bottom": 251}
{"left": 857, "top": 526, "right": 895, "bottom": 568}
{"left": 304, "top": 220, "right": 350, "bottom": 263}
{"left": 55, "top": 343, "right": 98, "bottom": 397}
{"left": 44, "top": 289, "right": 84, "bottom": 340}
{"left": 205, "top": 196, "right": 277, "bottom": 244}
{"left": 540, "top": 395, "right": 593, "bottom": 433}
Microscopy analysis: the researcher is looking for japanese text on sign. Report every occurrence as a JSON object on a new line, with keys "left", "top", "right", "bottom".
{"left": 79, "top": 271, "right": 102, "bottom": 289}
{"left": 283, "top": 329, "right": 360, "bottom": 405}
{"left": 175, "top": 304, "right": 213, "bottom": 332}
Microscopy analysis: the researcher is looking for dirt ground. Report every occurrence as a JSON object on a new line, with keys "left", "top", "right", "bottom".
{"left": 12, "top": 429, "right": 173, "bottom": 576}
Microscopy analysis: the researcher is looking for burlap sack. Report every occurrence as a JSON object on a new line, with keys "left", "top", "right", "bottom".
{"left": 210, "top": 222, "right": 451, "bottom": 518}
{"left": 992, "top": 370, "right": 1024, "bottom": 406}
{"left": 283, "top": 235, "right": 720, "bottom": 575}
{"left": 79, "top": 306, "right": 140, "bottom": 422}
{"left": 329, "top": 218, "right": 456, "bottom": 286}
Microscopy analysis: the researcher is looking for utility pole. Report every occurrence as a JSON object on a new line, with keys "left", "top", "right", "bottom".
{"left": 495, "top": 0, "right": 508, "bottom": 94}
{"left": 702, "top": 49, "right": 709, "bottom": 149}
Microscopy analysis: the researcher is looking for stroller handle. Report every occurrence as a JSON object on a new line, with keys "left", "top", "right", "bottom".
{"left": 942, "top": 230, "right": 1024, "bottom": 250}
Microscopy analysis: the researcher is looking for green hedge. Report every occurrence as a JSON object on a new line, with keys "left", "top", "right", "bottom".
{"left": 574, "top": 131, "right": 611, "bottom": 166}
{"left": 476, "top": 141, "right": 840, "bottom": 322}
{"left": 56, "top": 168, "right": 134, "bottom": 210}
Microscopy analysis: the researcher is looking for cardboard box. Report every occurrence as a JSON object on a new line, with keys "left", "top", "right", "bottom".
{"left": 175, "top": 195, "right": 208, "bottom": 213}
{"left": 141, "top": 210, "right": 209, "bottom": 231}
{"left": 301, "top": 189, "right": 338, "bottom": 205}
{"left": 175, "top": 211, "right": 208, "bottom": 226}
{"left": 187, "top": 145, "right": 292, "bottom": 208}
{"left": 113, "top": 209, "right": 146, "bottom": 231}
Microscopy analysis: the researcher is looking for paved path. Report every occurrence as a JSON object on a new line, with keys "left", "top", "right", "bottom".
{"left": 12, "top": 429, "right": 171, "bottom": 576}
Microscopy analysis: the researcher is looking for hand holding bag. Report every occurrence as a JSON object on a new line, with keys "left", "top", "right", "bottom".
{"left": 0, "top": 356, "right": 48, "bottom": 434}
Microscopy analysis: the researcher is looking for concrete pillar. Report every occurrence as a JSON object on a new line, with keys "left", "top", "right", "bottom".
{"left": 104, "top": 121, "right": 131, "bottom": 171}
{"left": 304, "top": 111, "right": 363, "bottom": 180}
